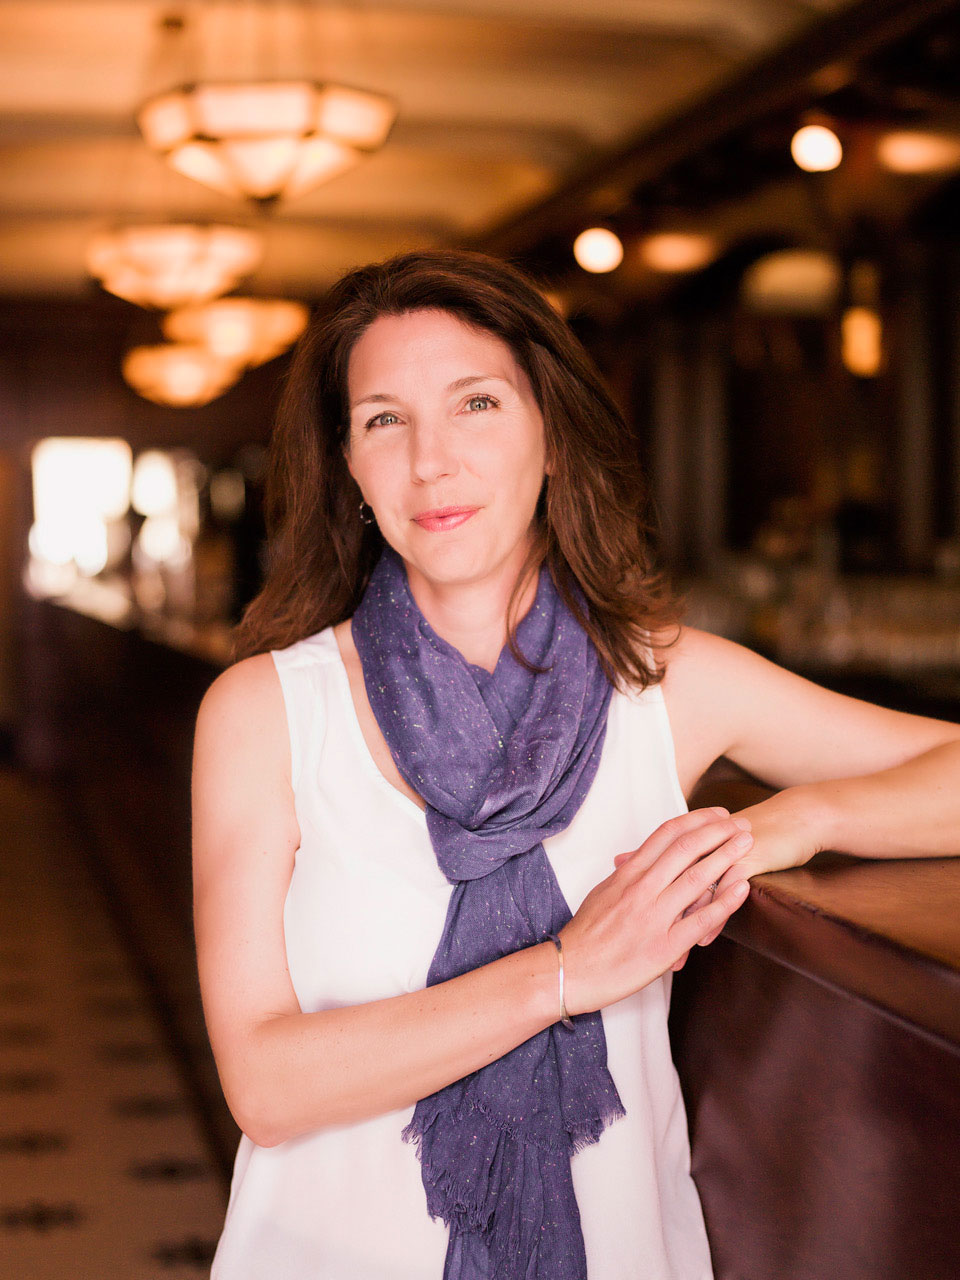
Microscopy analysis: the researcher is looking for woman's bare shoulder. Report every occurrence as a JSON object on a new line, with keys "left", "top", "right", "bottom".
{"left": 648, "top": 623, "right": 731, "bottom": 687}
{"left": 195, "top": 652, "right": 290, "bottom": 776}
{"left": 649, "top": 623, "right": 960, "bottom": 790}
{"left": 205, "top": 649, "right": 278, "bottom": 694}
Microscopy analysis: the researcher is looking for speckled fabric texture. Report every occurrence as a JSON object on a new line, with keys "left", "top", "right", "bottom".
{"left": 351, "top": 547, "right": 625, "bottom": 1280}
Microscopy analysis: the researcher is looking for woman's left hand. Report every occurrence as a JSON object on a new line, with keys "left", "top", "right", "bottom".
{"left": 613, "top": 785, "right": 827, "bottom": 967}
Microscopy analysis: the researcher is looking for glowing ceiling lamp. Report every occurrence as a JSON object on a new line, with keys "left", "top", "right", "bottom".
{"left": 123, "top": 344, "right": 241, "bottom": 407}
{"left": 137, "top": 80, "right": 397, "bottom": 205}
{"left": 163, "top": 297, "right": 309, "bottom": 366}
{"left": 87, "top": 224, "right": 262, "bottom": 309}
{"left": 573, "top": 228, "right": 623, "bottom": 274}
{"left": 877, "top": 131, "right": 960, "bottom": 174}
{"left": 640, "top": 233, "right": 717, "bottom": 273}
{"left": 741, "top": 249, "right": 841, "bottom": 315}
{"left": 841, "top": 306, "right": 882, "bottom": 378}
{"left": 790, "top": 124, "right": 842, "bottom": 172}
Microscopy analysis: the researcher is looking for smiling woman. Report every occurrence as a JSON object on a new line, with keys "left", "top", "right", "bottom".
{"left": 192, "top": 249, "right": 960, "bottom": 1280}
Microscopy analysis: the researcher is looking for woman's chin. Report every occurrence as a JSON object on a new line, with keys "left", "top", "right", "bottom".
{"left": 400, "top": 540, "right": 515, "bottom": 595}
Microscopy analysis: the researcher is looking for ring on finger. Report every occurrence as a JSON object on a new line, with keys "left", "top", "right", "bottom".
{"left": 708, "top": 881, "right": 719, "bottom": 896}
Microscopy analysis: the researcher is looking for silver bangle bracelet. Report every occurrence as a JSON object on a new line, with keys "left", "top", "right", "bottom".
{"left": 547, "top": 933, "right": 575, "bottom": 1030}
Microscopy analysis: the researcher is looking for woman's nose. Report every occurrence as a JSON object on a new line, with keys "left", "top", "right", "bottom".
{"left": 409, "top": 420, "right": 458, "bottom": 484}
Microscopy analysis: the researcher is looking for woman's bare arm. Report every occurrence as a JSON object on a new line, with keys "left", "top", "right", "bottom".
{"left": 653, "top": 627, "right": 960, "bottom": 949}
{"left": 660, "top": 626, "right": 960, "bottom": 857}
{"left": 193, "top": 654, "right": 751, "bottom": 1148}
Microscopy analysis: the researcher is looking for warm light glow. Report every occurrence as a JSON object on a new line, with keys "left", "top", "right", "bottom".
{"left": 29, "top": 437, "right": 132, "bottom": 579}
{"left": 131, "top": 450, "right": 178, "bottom": 517}
{"left": 573, "top": 228, "right": 623, "bottom": 273}
{"left": 741, "top": 250, "right": 841, "bottom": 315}
{"left": 164, "top": 298, "right": 308, "bottom": 366}
{"left": 791, "top": 124, "right": 842, "bottom": 172}
{"left": 31, "top": 437, "right": 132, "bottom": 525}
{"left": 28, "top": 515, "right": 129, "bottom": 577}
{"left": 71, "top": 519, "right": 110, "bottom": 576}
{"left": 210, "top": 469, "right": 247, "bottom": 522}
{"left": 137, "top": 514, "right": 191, "bottom": 568}
{"left": 841, "top": 306, "right": 882, "bottom": 377}
{"left": 23, "top": 556, "right": 78, "bottom": 599}
{"left": 28, "top": 520, "right": 75, "bottom": 567}
{"left": 87, "top": 225, "right": 262, "bottom": 309}
{"left": 123, "top": 344, "right": 241, "bottom": 407}
{"left": 877, "top": 131, "right": 960, "bottom": 174}
{"left": 640, "top": 233, "right": 716, "bottom": 273}
{"left": 138, "top": 80, "right": 397, "bottom": 204}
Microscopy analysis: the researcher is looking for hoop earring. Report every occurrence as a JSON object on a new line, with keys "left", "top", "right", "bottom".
{"left": 359, "top": 499, "right": 375, "bottom": 526}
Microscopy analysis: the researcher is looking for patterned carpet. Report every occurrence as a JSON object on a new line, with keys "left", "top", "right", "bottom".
{"left": 0, "top": 766, "right": 226, "bottom": 1277}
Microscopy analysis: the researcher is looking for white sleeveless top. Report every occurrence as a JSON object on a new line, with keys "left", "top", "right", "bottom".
{"left": 211, "top": 626, "right": 714, "bottom": 1280}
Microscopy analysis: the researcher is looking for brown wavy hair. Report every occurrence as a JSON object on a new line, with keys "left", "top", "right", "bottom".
{"left": 233, "top": 248, "right": 681, "bottom": 689}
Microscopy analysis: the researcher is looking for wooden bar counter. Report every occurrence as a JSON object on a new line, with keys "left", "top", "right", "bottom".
{"left": 670, "top": 806, "right": 960, "bottom": 1280}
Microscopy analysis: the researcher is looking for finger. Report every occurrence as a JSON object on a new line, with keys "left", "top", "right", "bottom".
{"left": 681, "top": 887, "right": 714, "bottom": 919}
{"left": 615, "top": 808, "right": 735, "bottom": 879}
{"left": 671, "top": 950, "right": 690, "bottom": 972}
{"left": 657, "top": 831, "right": 753, "bottom": 917}
{"left": 669, "top": 878, "right": 750, "bottom": 955}
{"left": 696, "top": 868, "right": 750, "bottom": 944}
{"left": 644, "top": 821, "right": 752, "bottom": 901}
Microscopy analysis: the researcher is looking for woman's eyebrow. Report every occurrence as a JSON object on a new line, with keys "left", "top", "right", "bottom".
{"left": 350, "top": 374, "right": 513, "bottom": 411}
{"left": 447, "top": 374, "right": 512, "bottom": 392}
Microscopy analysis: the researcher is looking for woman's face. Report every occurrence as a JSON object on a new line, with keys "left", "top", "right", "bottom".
{"left": 344, "top": 308, "right": 548, "bottom": 600}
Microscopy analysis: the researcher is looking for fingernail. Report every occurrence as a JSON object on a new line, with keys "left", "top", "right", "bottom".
{"left": 732, "top": 831, "right": 753, "bottom": 849}
{"left": 712, "top": 806, "right": 730, "bottom": 817}
{"left": 732, "top": 879, "right": 750, "bottom": 896}
{"left": 733, "top": 816, "right": 752, "bottom": 830}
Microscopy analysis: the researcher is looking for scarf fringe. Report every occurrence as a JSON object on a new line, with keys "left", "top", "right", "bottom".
{"left": 404, "top": 1092, "right": 604, "bottom": 1278}
{"left": 567, "top": 1098, "right": 627, "bottom": 1155}
{"left": 403, "top": 1083, "right": 625, "bottom": 1165}
{"left": 402, "top": 1104, "right": 495, "bottom": 1234}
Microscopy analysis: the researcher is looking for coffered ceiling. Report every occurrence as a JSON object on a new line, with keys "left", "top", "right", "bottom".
{"left": 0, "top": 0, "right": 853, "bottom": 299}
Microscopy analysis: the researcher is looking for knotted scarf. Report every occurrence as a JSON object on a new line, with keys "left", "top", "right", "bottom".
{"left": 351, "top": 546, "right": 625, "bottom": 1280}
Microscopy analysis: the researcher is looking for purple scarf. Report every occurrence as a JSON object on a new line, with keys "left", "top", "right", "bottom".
{"left": 351, "top": 546, "right": 625, "bottom": 1280}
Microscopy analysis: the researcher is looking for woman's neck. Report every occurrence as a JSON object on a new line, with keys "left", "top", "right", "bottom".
{"left": 405, "top": 561, "right": 539, "bottom": 673}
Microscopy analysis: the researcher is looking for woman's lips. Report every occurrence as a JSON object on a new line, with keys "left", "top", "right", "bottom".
{"left": 412, "top": 506, "right": 478, "bottom": 532}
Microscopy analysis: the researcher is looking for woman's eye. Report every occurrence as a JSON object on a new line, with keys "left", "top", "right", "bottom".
{"left": 366, "top": 410, "right": 400, "bottom": 429}
{"left": 465, "top": 394, "right": 498, "bottom": 413}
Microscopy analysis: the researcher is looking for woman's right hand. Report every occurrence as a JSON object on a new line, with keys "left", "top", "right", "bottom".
{"left": 557, "top": 807, "right": 752, "bottom": 1016}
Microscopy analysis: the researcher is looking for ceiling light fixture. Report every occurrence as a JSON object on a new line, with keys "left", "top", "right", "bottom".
{"left": 877, "top": 131, "right": 960, "bottom": 174}
{"left": 122, "top": 343, "right": 241, "bottom": 406}
{"left": 573, "top": 228, "right": 623, "bottom": 274}
{"left": 790, "top": 124, "right": 842, "bottom": 172}
{"left": 87, "top": 224, "right": 262, "bottom": 309}
{"left": 841, "top": 306, "right": 882, "bottom": 377}
{"left": 741, "top": 249, "right": 841, "bottom": 315}
{"left": 163, "top": 297, "right": 309, "bottom": 366}
{"left": 137, "top": 79, "right": 397, "bottom": 205}
{"left": 640, "top": 233, "right": 717, "bottom": 273}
